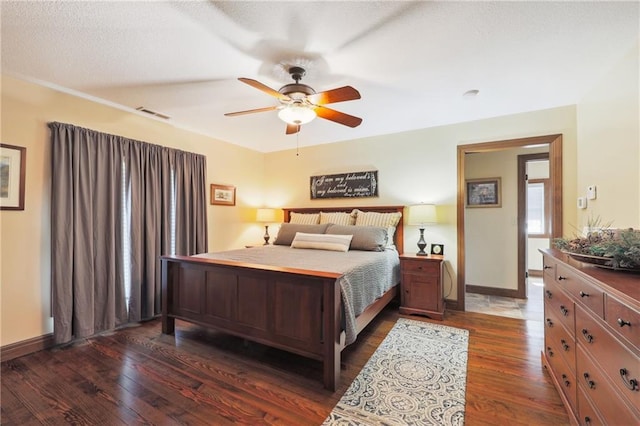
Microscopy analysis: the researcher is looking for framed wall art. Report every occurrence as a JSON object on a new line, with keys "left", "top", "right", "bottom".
{"left": 1, "top": 144, "right": 26, "bottom": 210}
{"left": 310, "top": 170, "right": 378, "bottom": 199}
{"left": 210, "top": 183, "right": 236, "bottom": 206}
{"left": 466, "top": 177, "right": 501, "bottom": 208}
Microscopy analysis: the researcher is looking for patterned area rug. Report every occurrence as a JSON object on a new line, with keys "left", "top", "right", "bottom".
{"left": 323, "top": 318, "right": 469, "bottom": 426}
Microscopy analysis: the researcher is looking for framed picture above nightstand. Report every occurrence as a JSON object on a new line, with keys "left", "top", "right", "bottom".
{"left": 399, "top": 254, "right": 444, "bottom": 320}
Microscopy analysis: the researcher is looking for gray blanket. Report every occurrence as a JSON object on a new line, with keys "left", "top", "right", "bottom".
{"left": 195, "top": 245, "right": 400, "bottom": 345}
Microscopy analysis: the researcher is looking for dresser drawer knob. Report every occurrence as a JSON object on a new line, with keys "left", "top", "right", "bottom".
{"left": 546, "top": 346, "right": 554, "bottom": 357}
{"left": 584, "top": 417, "right": 591, "bottom": 425}
{"left": 581, "top": 329, "right": 594, "bottom": 343}
{"left": 579, "top": 291, "right": 589, "bottom": 298}
{"left": 617, "top": 318, "right": 631, "bottom": 327}
{"left": 546, "top": 318, "right": 554, "bottom": 328}
{"left": 545, "top": 290, "right": 552, "bottom": 299}
{"left": 583, "top": 372, "right": 596, "bottom": 389}
{"left": 619, "top": 368, "right": 639, "bottom": 391}
{"left": 544, "top": 265, "right": 552, "bottom": 270}
{"left": 560, "top": 305, "right": 569, "bottom": 316}
{"left": 558, "top": 276, "right": 567, "bottom": 281}
{"left": 561, "top": 339, "right": 570, "bottom": 351}
{"left": 561, "top": 373, "right": 571, "bottom": 388}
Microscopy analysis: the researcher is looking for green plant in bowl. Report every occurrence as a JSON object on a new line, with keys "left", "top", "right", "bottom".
{"left": 553, "top": 217, "right": 640, "bottom": 271}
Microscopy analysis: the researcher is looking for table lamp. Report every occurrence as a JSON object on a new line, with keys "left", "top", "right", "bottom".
{"left": 256, "top": 208, "right": 277, "bottom": 245}
{"left": 407, "top": 204, "right": 437, "bottom": 256}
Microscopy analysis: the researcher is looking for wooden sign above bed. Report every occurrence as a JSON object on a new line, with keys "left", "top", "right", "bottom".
{"left": 310, "top": 170, "right": 378, "bottom": 199}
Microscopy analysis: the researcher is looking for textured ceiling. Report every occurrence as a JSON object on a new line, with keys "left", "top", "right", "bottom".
{"left": 2, "top": 1, "right": 638, "bottom": 152}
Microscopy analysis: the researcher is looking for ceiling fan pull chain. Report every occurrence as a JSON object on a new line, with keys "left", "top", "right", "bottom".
{"left": 296, "top": 125, "right": 300, "bottom": 156}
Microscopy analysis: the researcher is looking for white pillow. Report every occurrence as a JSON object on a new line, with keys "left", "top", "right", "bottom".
{"left": 291, "top": 232, "right": 353, "bottom": 252}
{"left": 289, "top": 212, "right": 320, "bottom": 225}
{"left": 319, "top": 210, "right": 357, "bottom": 225}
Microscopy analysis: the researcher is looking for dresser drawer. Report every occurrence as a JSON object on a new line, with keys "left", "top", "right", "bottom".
{"left": 544, "top": 278, "right": 575, "bottom": 332}
{"left": 605, "top": 294, "right": 640, "bottom": 349}
{"left": 576, "top": 305, "right": 640, "bottom": 409}
{"left": 401, "top": 259, "right": 440, "bottom": 276}
{"left": 542, "top": 254, "right": 556, "bottom": 281}
{"left": 577, "top": 385, "right": 606, "bottom": 426}
{"left": 544, "top": 307, "right": 576, "bottom": 375}
{"left": 576, "top": 345, "right": 639, "bottom": 425}
{"left": 556, "top": 263, "right": 604, "bottom": 318}
{"left": 544, "top": 342, "right": 577, "bottom": 412}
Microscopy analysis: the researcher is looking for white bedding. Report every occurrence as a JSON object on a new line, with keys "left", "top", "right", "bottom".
{"left": 194, "top": 245, "right": 400, "bottom": 345}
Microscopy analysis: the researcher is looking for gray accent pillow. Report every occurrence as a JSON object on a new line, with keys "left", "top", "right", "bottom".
{"left": 274, "top": 223, "right": 330, "bottom": 246}
{"left": 326, "top": 224, "right": 388, "bottom": 251}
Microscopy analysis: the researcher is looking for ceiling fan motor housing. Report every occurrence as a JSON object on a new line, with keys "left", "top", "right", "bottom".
{"left": 278, "top": 83, "right": 316, "bottom": 100}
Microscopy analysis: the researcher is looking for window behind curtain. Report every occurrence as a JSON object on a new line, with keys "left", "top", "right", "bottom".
{"left": 50, "top": 122, "right": 207, "bottom": 344}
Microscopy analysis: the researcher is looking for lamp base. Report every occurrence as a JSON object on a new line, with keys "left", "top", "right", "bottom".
{"left": 416, "top": 227, "right": 427, "bottom": 256}
{"left": 263, "top": 225, "right": 270, "bottom": 245}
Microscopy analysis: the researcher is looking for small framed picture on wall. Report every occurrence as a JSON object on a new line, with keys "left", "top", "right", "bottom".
{"left": 210, "top": 183, "right": 236, "bottom": 206}
{"left": 465, "top": 177, "right": 501, "bottom": 208}
{"left": 1, "top": 144, "right": 27, "bottom": 210}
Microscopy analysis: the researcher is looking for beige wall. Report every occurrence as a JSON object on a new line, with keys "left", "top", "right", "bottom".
{"left": 576, "top": 41, "right": 640, "bottom": 229}
{"left": 265, "top": 106, "right": 578, "bottom": 301}
{"left": 0, "top": 76, "right": 265, "bottom": 346}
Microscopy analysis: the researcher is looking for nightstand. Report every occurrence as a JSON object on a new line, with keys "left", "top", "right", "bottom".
{"left": 399, "top": 253, "right": 445, "bottom": 320}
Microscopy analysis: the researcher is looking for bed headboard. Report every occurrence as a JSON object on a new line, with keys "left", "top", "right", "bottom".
{"left": 282, "top": 206, "right": 405, "bottom": 254}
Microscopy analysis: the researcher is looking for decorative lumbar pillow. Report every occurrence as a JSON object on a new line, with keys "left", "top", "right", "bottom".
{"left": 354, "top": 210, "right": 402, "bottom": 246}
{"left": 291, "top": 232, "right": 353, "bottom": 252}
{"left": 319, "top": 210, "right": 357, "bottom": 226}
{"left": 274, "top": 223, "right": 330, "bottom": 246}
{"left": 326, "top": 224, "right": 388, "bottom": 251}
{"left": 289, "top": 212, "right": 320, "bottom": 225}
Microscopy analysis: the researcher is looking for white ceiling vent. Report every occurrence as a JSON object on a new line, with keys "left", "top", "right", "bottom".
{"left": 135, "top": 106, "right": 171, "bottom": 120}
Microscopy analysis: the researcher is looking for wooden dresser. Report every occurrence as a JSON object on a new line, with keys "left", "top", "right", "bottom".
{"left": 540, "top": 248, "right": 639, "bottom": 425}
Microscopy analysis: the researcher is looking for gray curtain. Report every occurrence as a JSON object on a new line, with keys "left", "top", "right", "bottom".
{"left": 50, "top": 122, "right": 207, "bottom": 344}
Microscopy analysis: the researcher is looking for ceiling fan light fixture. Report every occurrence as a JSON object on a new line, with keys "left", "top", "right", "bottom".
{"left": 278, "top": 103, "right": 316, "bottom": 125}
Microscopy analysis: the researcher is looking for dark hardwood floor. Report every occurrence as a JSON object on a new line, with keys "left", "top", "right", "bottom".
{"left": 1, "top": 305, "right": 569, "bottom": 425}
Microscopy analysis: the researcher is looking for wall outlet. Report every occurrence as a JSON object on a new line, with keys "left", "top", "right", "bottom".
{"left": 577, "top": 197, "right": 587, "bottom": 209}
{"left": 587, "top": 185, "right": 597, "bottom": 200}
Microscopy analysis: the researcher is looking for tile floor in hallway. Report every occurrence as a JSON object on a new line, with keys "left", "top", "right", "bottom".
{"left": 465, "top": 276, "right": 544, "bottom": 321}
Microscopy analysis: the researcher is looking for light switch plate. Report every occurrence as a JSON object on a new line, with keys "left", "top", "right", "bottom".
{"left": 587, "top": 185, "right": 597, "bottom": 200}
{"left": 577, "top": 197, "right": 587, "bottom": 209}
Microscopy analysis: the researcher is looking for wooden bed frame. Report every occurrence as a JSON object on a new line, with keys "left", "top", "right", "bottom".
{"left": 161, "top": 205, "right": 404, "bottom": 391}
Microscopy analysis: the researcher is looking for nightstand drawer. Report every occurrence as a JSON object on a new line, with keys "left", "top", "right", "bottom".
{"left": 401, "top": 259, "right": 440, "bottom": 275}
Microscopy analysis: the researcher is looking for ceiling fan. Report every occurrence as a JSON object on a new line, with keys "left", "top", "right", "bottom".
{"left": 224, "top": 66, "right": 362, "bottom": 135}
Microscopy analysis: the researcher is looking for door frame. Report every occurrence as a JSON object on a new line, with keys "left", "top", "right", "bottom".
{"left": 517, "top": 152, "right": 550, "bottom": 298}
{"left": 455, "top": 134, "right": 563, "bottom": 311}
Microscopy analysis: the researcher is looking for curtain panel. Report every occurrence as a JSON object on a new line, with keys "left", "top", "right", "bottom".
{"left": 49, "top": 122, "right": 207, "bottom": 344}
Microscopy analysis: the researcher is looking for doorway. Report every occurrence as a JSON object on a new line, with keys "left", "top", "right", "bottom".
{"left": 455, "top": 134, "right": 563, "bottom": 311}
{"left": 519, "top": 153, "right": 551, "bottom": 298}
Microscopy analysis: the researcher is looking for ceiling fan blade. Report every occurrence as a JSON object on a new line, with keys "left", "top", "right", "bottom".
{"left": 286, "top": 123, "right": 300, "bottom": 135}
{"left": 238, "top": 78, "right": 290, "bottom": 101}
{"left": 224, "top": 106, "right": 279, "bottom": 117}
{"left": 307, "top": 86, "right": 361, "bottom": 105}
{"left": 314, "top": 106, "right": 363, "bottom": 128}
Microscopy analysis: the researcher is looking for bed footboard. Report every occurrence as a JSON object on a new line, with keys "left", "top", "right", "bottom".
{"left": 161, "top": 255, "right": 344, "bottom": 390}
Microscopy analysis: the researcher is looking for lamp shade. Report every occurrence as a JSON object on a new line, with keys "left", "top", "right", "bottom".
{"left": 278, "top": 104, "right": 316, "bottom": 125}
{"left": 408, "top": 204, "right": 437, "bottom": 226}
{"left": 256, "top": 208, "right": 277, "bottom": 223}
